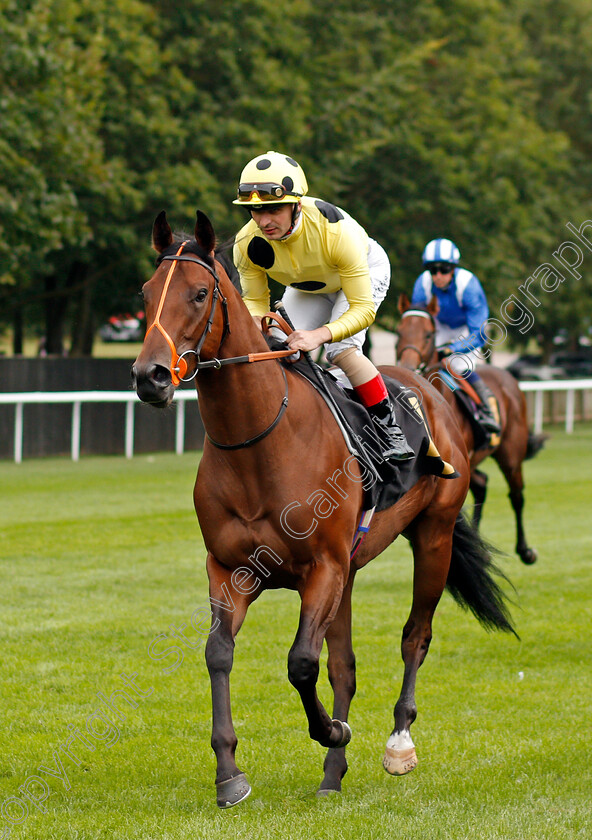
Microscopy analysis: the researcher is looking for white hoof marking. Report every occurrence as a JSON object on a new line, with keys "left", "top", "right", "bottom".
{"left": 383, "top": 730, "right": 418, "bottom": 776}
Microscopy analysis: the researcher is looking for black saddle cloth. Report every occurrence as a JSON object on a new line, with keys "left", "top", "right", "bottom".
{"left": 283, "top": 355, "right": 458, "bottom": 512}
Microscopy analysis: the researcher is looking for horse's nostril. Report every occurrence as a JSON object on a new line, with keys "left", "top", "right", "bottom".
{"left": 152, "top": 364, "right": 171, "bottom": 385}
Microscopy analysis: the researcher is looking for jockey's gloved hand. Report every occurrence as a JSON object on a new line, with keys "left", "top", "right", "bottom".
{"left": 437, "top": 346, "right": 452, "bottom": 361}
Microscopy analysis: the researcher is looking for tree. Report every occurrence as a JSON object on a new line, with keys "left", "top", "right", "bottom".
{"left": 0, "top": 0, "right": 108, "bottom": 351}
{"left": 515, "top": 0, "right": 592, "bottom": 353}
{"left": 2, "top": 0, "right": 592, "bottom": 355}
{"left": 300, "top": 0, "right": 576, "bottom": 347}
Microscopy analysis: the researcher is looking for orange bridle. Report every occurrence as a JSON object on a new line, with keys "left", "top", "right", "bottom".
{"left": 144, "top": 242, "right": 192, "bottom": 385}
{"left": 144, "top": 244, "right": 296, "bottom": 385}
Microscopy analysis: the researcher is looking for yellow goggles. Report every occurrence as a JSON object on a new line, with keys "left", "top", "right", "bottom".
{"left": 236, "top": 182, "right": 293, "bottom": 202}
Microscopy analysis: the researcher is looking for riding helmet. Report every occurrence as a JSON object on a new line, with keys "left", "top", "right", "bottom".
{"left": 422, "top": 238, "right": 461, "bottom": 265}
{"left": 233, "top": 151, "right": 308, "bottom": 206}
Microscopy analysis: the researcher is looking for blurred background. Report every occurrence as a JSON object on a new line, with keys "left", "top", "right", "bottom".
{"left": 2, "top": 0, "right": 592, "bottom": 373}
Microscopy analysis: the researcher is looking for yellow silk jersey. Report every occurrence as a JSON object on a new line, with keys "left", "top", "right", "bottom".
{"left": 233, "top": 196, "right": 376, "bottom": 342}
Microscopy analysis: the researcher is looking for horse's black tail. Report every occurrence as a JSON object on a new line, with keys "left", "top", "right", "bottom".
{"left": 446, "top": 512, "right": 518, "bottom": 637}
{"left": 525, "top": 431, "right": 548, "bottom": 461}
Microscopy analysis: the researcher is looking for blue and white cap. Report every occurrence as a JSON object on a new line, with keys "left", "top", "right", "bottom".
{"left": 422, "top": 238, "right": 460, "bottom": 265}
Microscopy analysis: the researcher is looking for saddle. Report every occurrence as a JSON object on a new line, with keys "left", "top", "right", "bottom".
{"left": 437, "top": 367, "right": 501, "bottom": 450}
{"left": 281, "top": 353, "right": 459, "bottom": 513}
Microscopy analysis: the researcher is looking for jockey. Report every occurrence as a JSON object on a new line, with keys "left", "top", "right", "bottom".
{"left": 232, "top": 150, "right": 414, "bottom": 461}
{"left": 411, "top": 238, "right": 501, "bottom": 436}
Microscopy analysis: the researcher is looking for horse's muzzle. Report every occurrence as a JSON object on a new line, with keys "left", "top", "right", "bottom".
{"left": 131, "top": 362, "right": 175, "bottom": 407}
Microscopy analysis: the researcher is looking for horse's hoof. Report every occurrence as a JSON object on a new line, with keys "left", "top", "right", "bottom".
{"left": 331, "top": 719, "right": 352, "bottom": 748}
{"left": 520, "top": 547, "right": 537, "bottom": 565}
{"left": 382, "top": 746, "right": 418, "bottom": 776}
{"left": 316, "top": 786, "right": 340, "bottom": 797}
{"left": 216, "top": 773, "right": 251, "bottom": 808}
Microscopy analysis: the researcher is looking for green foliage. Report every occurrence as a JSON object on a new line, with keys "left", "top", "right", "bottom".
{"left": 0, "top": 0, "right": 106, "bottom": 284}
{"left": 1, "top": 0, "right": 591, "bottom": 353}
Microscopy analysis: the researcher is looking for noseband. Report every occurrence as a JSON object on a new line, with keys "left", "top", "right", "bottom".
{"left": 145, "top": 242, "right": 230, "bottom": 384}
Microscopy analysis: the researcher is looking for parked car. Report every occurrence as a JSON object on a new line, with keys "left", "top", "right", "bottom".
{"left": 99, "top": 312, "right": 145, "bottom": 343}
{"left": 548, "top": 350, "right": 592, "bottom": 378}
{"left": 506, "top": 349, "right": 592, "bottom": 380}
{"left": 505, "top": 354, "right": 566, "bottom": 381}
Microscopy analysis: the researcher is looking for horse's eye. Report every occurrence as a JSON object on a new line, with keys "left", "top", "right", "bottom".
{"left": 194, "top": 288, "right": 208, "bottom": 302}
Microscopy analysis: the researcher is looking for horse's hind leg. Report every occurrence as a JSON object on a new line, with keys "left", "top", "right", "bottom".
{"left": 509, "top": 472, "right": 537, "bottom": 564}
{"left": 318, "top": 570, "right": 357, "bottom": 795}
{"left": 470, "top": 468, "right": 488, "bottom": 528}
{"left": 494, "top": 453, "right": 537, "bottom": 565}
{"left": 383, "top": 522, "right": 452, "bottom": 776}
{"left": 205, "top": 554, "right": 258, "bottom": 808}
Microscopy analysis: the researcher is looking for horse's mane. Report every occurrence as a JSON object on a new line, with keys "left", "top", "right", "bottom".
{"left": 215, "top": 235, "right": 241, "bottom": 292}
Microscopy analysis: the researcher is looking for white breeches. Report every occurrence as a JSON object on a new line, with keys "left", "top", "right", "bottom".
{"left": 435, "top": 321, "right": 484, "bottom": 376}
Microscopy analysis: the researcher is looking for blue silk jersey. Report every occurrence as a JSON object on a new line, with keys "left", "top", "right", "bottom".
{"left": 411, "top": 267, "right": 489, "bottom": 352}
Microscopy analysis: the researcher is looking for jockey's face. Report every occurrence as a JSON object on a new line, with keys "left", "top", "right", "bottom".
{"left": 428, "top": 263, "right": 455, "bottom": 289}
{"left": 250, "top": 204, "right": 295, "bottom": 240}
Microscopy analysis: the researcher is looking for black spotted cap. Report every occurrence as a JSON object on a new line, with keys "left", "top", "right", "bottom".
{"left": 233, "top": 151, "right": 308, "bottom": 205}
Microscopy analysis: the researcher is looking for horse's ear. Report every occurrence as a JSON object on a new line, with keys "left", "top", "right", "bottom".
{"left": 428, "top": 294, "right": 440, "bottom": 316}
{"left": 152, "top": 211, "right": 173, "bottom": 253}
{"left": 398, "top": 293, "right": 410, "bottom": 314}
{"left": 195, "top": 210, "right": 216, "bottom": 257}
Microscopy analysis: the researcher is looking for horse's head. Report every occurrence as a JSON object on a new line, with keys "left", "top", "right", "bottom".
{"left": 132, "top": 210, "right": 229, "bottom": 407}
{"left": 396, "top": 293, "right": 438, "bottom": 372}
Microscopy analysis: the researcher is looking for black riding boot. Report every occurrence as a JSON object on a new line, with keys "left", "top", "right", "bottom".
{"left": 472, "top": 378, "right": 501, "bottom": 434}
{"left": 369, "top": 398, "right": 415, "bottom": 461}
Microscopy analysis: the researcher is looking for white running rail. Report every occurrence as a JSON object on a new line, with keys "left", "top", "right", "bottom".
{"left": 0, "top": 390, "right": 197, "bottom": 463}
{"left": 1, "top": 379, "right": 592, "bottom": 463}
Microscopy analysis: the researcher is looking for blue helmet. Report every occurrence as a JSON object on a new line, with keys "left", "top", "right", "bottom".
{"left": 422, "top": 238, "right": 460, "bottom": 266}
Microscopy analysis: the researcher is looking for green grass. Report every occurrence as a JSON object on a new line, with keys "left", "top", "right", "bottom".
{"left": 1, "top": 428, "right": 591, "bottom": 839}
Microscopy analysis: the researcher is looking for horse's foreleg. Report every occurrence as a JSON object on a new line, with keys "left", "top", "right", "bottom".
{"left": 470, "top": 468, "right": 488, "bottom": 528}
{"left": 205, "top": 554, "right": 257, "bottom": 808}
{"left": 383, "top": 525, "right": 452, "bottom": 776}
{"left": 318, "top": 569, "right": 357, "bottom": 795}
{"left": 288, "top": 559, "right": 351, "bottom": 750}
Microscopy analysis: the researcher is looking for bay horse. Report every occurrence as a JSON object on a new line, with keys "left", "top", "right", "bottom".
{"left": 397, "top": 293, "right": 546, "bottom": 565}
{"left": 132, "top": 210, "right": 515, "bottom": 808}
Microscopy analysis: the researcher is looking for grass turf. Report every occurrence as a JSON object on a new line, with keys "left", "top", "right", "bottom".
{"left": 0, "top": 426, "right": 590, "bottom": 839}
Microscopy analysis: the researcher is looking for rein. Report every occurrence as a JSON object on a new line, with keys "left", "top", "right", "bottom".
{"left": 206, "top": 366, "right": 289, "bottom": 450}
{"left": 179, "top": 311, "right": 297, "bottom": 372}
{"left": 202, "top": 313, "right": 296, "bottom": 449}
